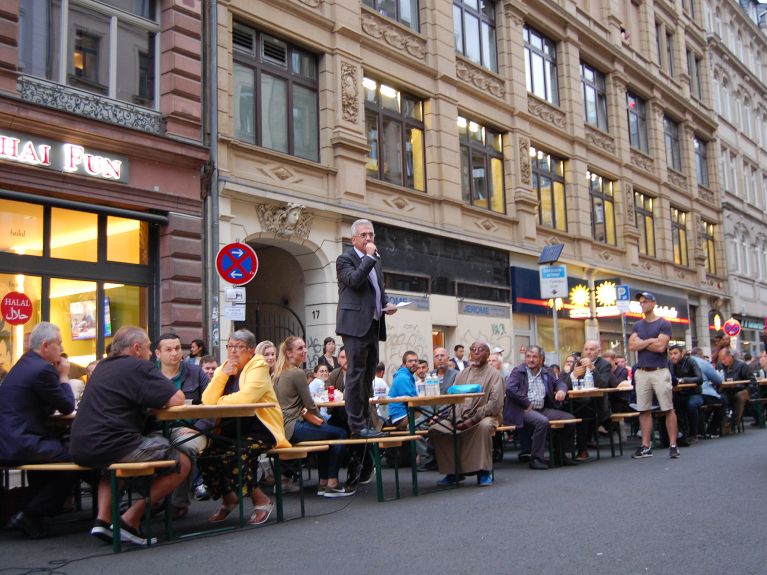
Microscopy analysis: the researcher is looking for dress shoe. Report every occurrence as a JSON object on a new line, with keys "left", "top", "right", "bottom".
{"left": 517, "top": 452, "right": 532, "bottom": 463}
{"left": 417, "top": 462, "right": 438, "bottom": 472}
{"left": 9, "top": 511, "right": 47, "bottom": 539}
{"left": 351, "top": 427, "right": 388, "bottom": 439}
{"left": 561, "top": 456, "right": 579, "bottom": 467}
{"left": 575, "top": 449, "right": 590, "bottom": 462}
{"left": 529, "top": 458, "right": 548, "bottom": 470}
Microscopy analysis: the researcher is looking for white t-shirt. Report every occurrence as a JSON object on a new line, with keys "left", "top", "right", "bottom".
{"left": 372, "top": 376, "right": 389, "bottom": 419}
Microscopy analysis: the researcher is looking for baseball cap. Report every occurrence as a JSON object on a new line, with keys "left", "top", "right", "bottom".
{"left": 491, "top": 347, "right": 504, "bottom": 354}
{"left": 635, "top": 291, "right": 656, "bottom": 301}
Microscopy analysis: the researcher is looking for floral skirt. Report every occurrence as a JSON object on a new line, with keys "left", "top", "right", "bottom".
{"left": 197, "top": 434, "right": 272, "bottom": 499}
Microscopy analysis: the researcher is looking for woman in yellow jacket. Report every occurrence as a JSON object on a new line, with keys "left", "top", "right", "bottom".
{"left": 200, "top": 329, "right": 290, "bottom": 525}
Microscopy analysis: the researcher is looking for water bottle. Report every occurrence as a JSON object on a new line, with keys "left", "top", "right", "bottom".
{"left": 428, "top": 371, "right": 438, "bottom": 396}
{"left": 316, "top": 380, "right": 326, "bottom": 402}
{"left": 416, "top": 380, "right": 427, "bottom": 397}
{"left": 583, "top": 370, "right": 594, "bottom": 389}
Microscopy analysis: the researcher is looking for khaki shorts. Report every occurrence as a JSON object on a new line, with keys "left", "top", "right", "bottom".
{"left": 634, "top": 368, "right": 674, "bottom": 412}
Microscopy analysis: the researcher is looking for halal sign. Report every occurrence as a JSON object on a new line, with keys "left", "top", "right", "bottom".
{"left": 723, "top": 318, "right": 741, "bottom": 337}
{"left": 1, "top": 291, "right": 33, "bottom": 325}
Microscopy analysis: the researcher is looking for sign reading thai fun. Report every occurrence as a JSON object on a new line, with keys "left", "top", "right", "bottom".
{"left": 0, "top": 130, "right": 129, "bottom": 183}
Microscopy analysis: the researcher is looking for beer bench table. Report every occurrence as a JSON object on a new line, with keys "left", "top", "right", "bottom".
{"left": 266, "top": 444, "right": 330, "bottom": 520}
{"left": 567, "top": 387, "right": 633, "bottom": 460}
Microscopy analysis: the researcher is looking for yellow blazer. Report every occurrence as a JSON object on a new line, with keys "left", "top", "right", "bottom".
{"left": 202, "top": 353, "right": 290, "bottom": 448}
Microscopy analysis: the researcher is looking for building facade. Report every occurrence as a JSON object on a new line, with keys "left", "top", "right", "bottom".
{"left": 704, "top": 0, "right": 767, "bottom": 355}
{"left": 0, "top": 0, "right": 208, "bottom": 373}
{"left": 212, "top": 0, "right": 726, "bottom": 375}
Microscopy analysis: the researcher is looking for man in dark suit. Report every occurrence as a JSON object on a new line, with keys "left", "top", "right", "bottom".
{"left": 0, "top": 322, "right": 78, "bottom": 538}
{"left": 336, "top": 219, "right": 397, "bottom": 438}
{"left": 504, "top": 345, "right": 577, "bottom": 469}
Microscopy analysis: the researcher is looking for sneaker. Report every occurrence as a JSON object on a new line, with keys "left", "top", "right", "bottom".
{"left": 575, "top": 449, "right": 590, "bottom": 462}
{"left": 118, "top": 520, "right": 157, "bottom": 546}
{"left": 273, "top": 479, "right": 301, "bottom": 494}
{"left": 324, "top": 485, "right": 355, "bottom": 498}
{"left": 477, "top": 471, "right": 493, "bottom": 486}
{"left": 316, "top": 487, "right": 325, "bottom": 496}
{"left": 436, "top": 474, "right": 466, "bottom": 486}
{"left": 90, "top": 519, "right": 112, "bottom": 544}
{"left": 193, "top": 484, "right": 210, "bottom": 501}
{"left": 669, "top": 446, "right": 681, "bottom": 459}
{"left": 358, "top": 466, "right": 374, "bottom": 485}
{"left": 631, "top": 446, "right": 653, "bottom": 459}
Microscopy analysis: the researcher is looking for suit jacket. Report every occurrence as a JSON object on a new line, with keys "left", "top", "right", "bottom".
{"left": 0, "top": 350, "right": 75, "bottom": 463}
{"left": 336, "top": 248, "right": 388, "bottom": 341}
{"left": 503, "top": 364, "right": 566, "bottom": 427}
{"left": 564, "top": 356, "right": 616, "bottom": 390}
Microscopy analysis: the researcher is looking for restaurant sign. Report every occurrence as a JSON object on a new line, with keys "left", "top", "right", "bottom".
{"left": 0, "top": 129, "right": 129, "bottom": 183}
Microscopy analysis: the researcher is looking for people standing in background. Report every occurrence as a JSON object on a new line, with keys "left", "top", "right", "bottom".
{"left": 316, "top": 337, "right": 338, "bottom": 371}
{"left": 451, "top": 344, "right": 468, "bottom": 371}
{"left": 372, "top": 362, "right": 389, "bottom": 421}
{"left": 200, "top": 355, "right": 218, "bottom": 380}
{"left": 186, "top": 339, "right": 206, "bottom": 365}
{"left": 255, "top": 341, "right": 277, "bottom": 378}
{"left": 413, "top": 359, "right": 429, "bottom": 387}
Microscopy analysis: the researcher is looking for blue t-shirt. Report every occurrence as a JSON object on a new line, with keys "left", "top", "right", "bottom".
{"left": 632, "top": 317, "right": 672, "bottom": 368}
{"left": 388, "top": 366, "right": 416, "bottom": 423}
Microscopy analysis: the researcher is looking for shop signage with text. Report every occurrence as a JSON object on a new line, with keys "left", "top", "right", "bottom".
{"left": 1, "top": 291, "right": 33, "bottom": 325}
{"left": 0, "top": 130, "right": 129, "bottom": 183}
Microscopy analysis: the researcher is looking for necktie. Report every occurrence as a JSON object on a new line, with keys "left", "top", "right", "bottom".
{"left": 368, "top": 264, "right": 382, "bottom": 320}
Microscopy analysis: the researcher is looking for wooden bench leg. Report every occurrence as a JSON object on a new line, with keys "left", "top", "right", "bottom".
{"left": 272, "top": 456, "right": 284, "bottom": 523}
{"left": 110, "top": 471, "right": 122, "bottom": 553}
{"left": 371, "top": 443, "right": 384, "bottom": 503}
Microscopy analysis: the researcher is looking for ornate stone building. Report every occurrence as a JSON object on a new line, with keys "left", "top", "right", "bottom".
{"left": 704, "top": 0, "right": 767, "bottom": 355}
{"left": 0, "top": 0, "right": 208, "bottom": 370}
{"left": 213, "top": 0, "right": 725, "bottom": 372}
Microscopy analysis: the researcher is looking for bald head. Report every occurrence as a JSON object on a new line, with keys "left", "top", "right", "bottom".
{"left": 433, "top": 347, "right": 449, "bottom": 372}
{"left": 582, "top": 340, "right": 601, "bottom": 362}
{"left": 468, "top": 341, "right": 490, "bottom": 367}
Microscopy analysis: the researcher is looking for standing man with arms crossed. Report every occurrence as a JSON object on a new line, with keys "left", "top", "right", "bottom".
{"left": 629, "top": 292, "right": 680, "bottom": 459}
{"left": 336, "top": 219, "right": 397, "bottom": 438}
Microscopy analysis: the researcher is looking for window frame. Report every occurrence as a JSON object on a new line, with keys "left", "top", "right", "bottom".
{"left": 458, "top": 116, "right": 506, "bottom": 214}
{"left": 626, "top": 91, "right": 649, "bottom": 153}
{"left": 634, "top": 191, "right": 656, "bottom": 257}
{"left": 670, "top": 207, "right": 689, "bottom": 266}
{"left": 232, "top": 23, "right": 320, "bottom": 162}
{"left": 524, "top": 24, "right": 559, "bottom": 105}
{"left": 664, "top": 115, "right": 682, "bottom": 171}
{"left": 453, "top": 0, "right": 498, "bottom": 72}
{"left": 587, "top": 170, "right": 616, "bottom": 245}
{"left": 581, "top": 62, "right": 608, "bottom": 131}
{"left": 363, "top": 0, "right": 420, "bottom": 31}
{"left": 530, "top": 146, "right": 567, "bottom": 232}
{"left": 363, "top": 76, "right": 426, "bottom": 191}
{"left": 693, "top": 136, "right": 709, "bottom": 187}
{"left": 702, "top": 220, "right": 716, "bottom": 274}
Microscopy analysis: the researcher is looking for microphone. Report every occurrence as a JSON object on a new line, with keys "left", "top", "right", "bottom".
{"left": 374, "top": 250, "right": 381, "bottom": 259}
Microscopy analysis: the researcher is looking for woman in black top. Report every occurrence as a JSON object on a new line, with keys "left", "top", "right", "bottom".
{"left": 316, "top": 337, "right": 338, "bottom": 371}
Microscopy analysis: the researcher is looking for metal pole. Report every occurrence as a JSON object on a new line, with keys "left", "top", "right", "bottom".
{"left": 552, "top": 303, "right": 560, "bottom": 365}
{"left": 621, "top": 312, "right": 628, "bottom": 359}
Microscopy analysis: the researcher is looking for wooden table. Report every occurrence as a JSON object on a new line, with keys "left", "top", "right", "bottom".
{"left": 151, "top": 402, "right": 276, "bottom": 534}
{"left": 376, "top": 393, "right": 484, "bottom": 495}
{"left": 566, "top": 387, "right": 633, "bottom": 460}
{"left": 719, "top": 380, "right": 751, "bottom": 390}
{"left": 673, "top": 383, "right": 699, "bottom": 390}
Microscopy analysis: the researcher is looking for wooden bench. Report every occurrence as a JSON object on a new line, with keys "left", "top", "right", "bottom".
{"left": 609, "top": 412, "right": 640, "bottom": 456}
{"left": 294, "top": 435, "right": 420, "bottom": 502}
{"left": 748, "top": 398, "right": 767, "bottom": 428}
{"left": 0, "top": 460, "right": 177, "bottom": 553}
{"left": 547, "top": 418, "right": 582, "bottom": 466}
{"left": 265, "top": 445, "right": 330, "bottom": 521}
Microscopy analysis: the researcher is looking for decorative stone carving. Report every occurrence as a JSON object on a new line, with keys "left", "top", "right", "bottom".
{"left": 256, "top": 203, "right": 313, "bottom": 239}
{"left": 455, "top": 59, "right": 505, "bottom": 98}
{"left": 630, "top": 150, "right": 654, "bottom": 172}
{"left": 624, "top": 183, "right": 635, "bottom": 226}
{"left": 361, "top": 11, "right": 426, "bottom": 60}
{"left": 476, "top": 218, "right": 498, "bottom": 233}
{"left": 519, "top": 138, "right": 531, "bottom": 185}
{"left": 651, "top": 102, "right": 665, "bottom": 118}
{"left": 585, "top": 126, "right": 616, "bottom": 154}
{"left": 18, "top": 75, "right": 163, "bottom": 134}
{"left": 667, "top": 170, "right": 687, "bottom": 190}
{"left": 612, "top": 78, "right": 626, "bottom": 94}
{"left": 698, "top": 186, "right": 715, "bottom": 204}
{"left": 258, "top": 165, "right": 303, "bottom": 183}
{"left": 340, "top": 62, "right": 359, "bottom": 124}
{"left": 527, "top": 95, "right": 566, "bottom": 129}
{"left": 383, "top": 196, "right": 414, "bottom": 212}
{"left": 641, "top": 260, "right": 655, "bottom": 272}
{"left": 599, "top": 250, "right": 614, "bottom": 261}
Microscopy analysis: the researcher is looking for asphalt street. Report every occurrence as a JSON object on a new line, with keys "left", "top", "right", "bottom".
{"left": 2, "top": 429, "right": 766, "bottom": 575}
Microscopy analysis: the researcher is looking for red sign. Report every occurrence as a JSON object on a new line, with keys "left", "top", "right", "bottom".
{"left": 723, "top": 318, "right": 741, "bottom": 337}
{"left": 216, "top": 242, "right": 258, "bottom": 286}
{"left": 1, "top": 291, "right": 33, "bottom": 325}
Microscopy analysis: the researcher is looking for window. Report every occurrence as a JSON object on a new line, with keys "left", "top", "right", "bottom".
{"left": 634, "top": 191, "right": 655, "bottom": 256}
{"left": 458, "top": 116, "right": 505, "bottom": 213}
{"left": 720, "top": 79, "right": 731, "bottom": 122}
{"left": 702, "top": 220, "right": 716, "bottom": 274}
{"left": 670, "top": 207, "right": 688, "bottom": 266}
{"left": 742, "top": 97, "right": 752, "bottom": 138}
{"left": 453, "top": 1, "right": 497, "bottom": 72}
{"left": 627, "top": 92, "right": 648, "bottom": 153}
{"left": 664, "top": 115, "right": 681, "bottom": 171}
{"left": 587, "top": 170, "right": 616, "bottom": 245}
{"left": 363, "top": 0, "right": 419, "bottom": 30}
{"left": 655, "top": 23, "right": 663, "bottom": 67}
{"left": 666, "top": 32, "right": 675, "bottom": 75}
{"left": 581, "top": 63, "right": 608, "bottom": 130}
{"left": 712, "top": 76, "right": 720, "bottom": 113}
{"left": 687, "top": 49, "right": 703, "bottom": 100}
{"left": 233, "top": 24, "right": 319, "bottom": 161}
{"left": 364, "top": 77, "right": 425, "bottom": 191}
{"left": 524, "top": 25, "right": 558, "bottom": 105}
{"left": 693, "top": 136, "right": 709, "bottom": 187}
{"left": 530, "top": 146, "right": 566, "bottom": 231}
{"left": 18, "top": 0, "right": 159, "bottom": 108}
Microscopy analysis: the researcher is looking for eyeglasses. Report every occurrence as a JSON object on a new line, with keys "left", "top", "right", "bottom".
{"left": 226, "top": 344, "right": 248, "bottom": 352}
{"left": 469, "top": 347, "right": 488, "bottom": 353}
{"left": 354, "top": 232, "right": 375, "bottom": 239}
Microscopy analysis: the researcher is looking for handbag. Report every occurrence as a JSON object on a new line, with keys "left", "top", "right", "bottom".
{"left": 447, "top": 384, "right": 482, "bottom": 394}
{"left": 301, "top": 407, "right": 324, "bottom": 426}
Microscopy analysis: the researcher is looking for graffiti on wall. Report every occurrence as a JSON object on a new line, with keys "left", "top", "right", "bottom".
{"left": 383, "top": 323, "right": 428, "bottom": 381}
{"left": 305, "top": 335, "right": 325, "bottom": 367}
{"left": 458, "top": 325, "right": 513, "bottom": 362}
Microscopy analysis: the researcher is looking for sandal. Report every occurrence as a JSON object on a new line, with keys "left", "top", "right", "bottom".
{"left": 208, "top": 502, "right": 237, "bottom": 523}
{"left": 247, "top": 501, "right": 274, "bottom": 525}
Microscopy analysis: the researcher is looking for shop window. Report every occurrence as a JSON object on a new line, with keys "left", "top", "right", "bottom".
{"left": 18, "top": 0, "right": 159, "bottom": 109}
{"left": 51, "top": 208, "right": 98, "bottom": 262}
{"left": 363, "top": 0, "right": 419, "bottom": 30}
{"left": 456, "top": 282, "right": 509, "bottom": 303}
{"left": 530, "top": 145, "right": 567, "bottom": 231}
{"left": 107, "top": 217, "right": 148, "bottom": 264}
{"left": 0, "top": 274, "right": 42, "bottom": 374}
{"left": 232, "top": 24, "right": 319, "bottom": 161}
{"left": 104, "top": 284, "right": 149, "bottom": 351}
{"left": 384, "top": 272, "right": 430, "bottom": 293}
{"left": 364, "top": 77, "right": 425, "bottom": 191}
{"left": 50, "top": 278, "right": 98, "bottom": 366}
{"left": 458, "top": 116, "right": 505, "bottom": 213}
{"left": 0, "top": 200, "right": 43, "bottom": 256}
{"left": 454, "top": 0, "right": 497, "bottom": 72}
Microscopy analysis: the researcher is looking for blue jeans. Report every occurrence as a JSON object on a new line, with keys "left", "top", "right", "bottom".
{"left": 291, "top": 421, "right": 347, "bottom": 480}
{"left": 673, "top": 393, "right": 703, "bottom": 439}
